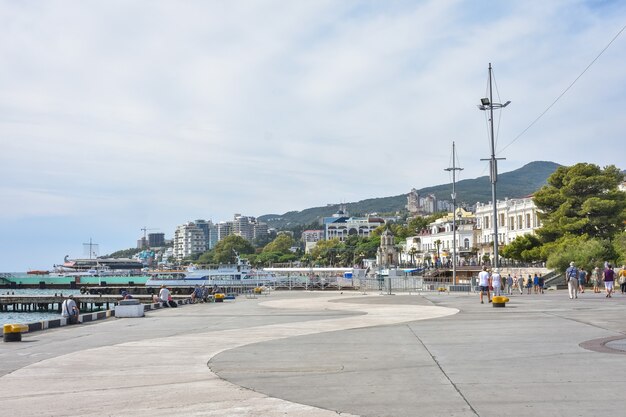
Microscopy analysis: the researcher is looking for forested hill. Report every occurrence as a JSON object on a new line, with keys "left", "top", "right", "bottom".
{"left": 258, "top": 160, "right": 561, "bottom": 229}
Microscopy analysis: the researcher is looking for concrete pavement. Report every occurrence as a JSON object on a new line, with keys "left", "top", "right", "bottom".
{"left": 1, "top": 289, "right": 626, "bottom": 416}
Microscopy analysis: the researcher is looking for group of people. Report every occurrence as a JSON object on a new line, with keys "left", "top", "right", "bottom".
{"left": 478, "top": 262, "right": 626, "bottom": 303}
{"left": 189, "top": 285, "right": 211, "bottom": 303}
{"left": 155, "top": 284, "right": 216, "bottom": 307}
{"left": 566, "top": 262, "right": 626, "bottom": 299}
{"left": 477, "top": 266, "right": 546, "bottom": 303}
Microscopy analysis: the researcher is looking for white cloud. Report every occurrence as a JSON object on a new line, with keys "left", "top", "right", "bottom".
{"left": 0, "top": 0, "right": 625, "bottom": 270}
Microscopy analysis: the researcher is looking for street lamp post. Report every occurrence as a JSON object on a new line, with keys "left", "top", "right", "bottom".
{"left": 478, "top": 63, "right": 510, "bottom": 270}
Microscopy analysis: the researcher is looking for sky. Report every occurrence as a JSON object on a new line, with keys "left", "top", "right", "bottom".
{"left": 1, "top": 0, "right": 625, "bottom": 271}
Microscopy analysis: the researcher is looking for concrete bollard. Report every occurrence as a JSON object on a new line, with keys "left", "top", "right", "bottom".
{"left": 114, "top": 299, "right": 144, "bottom": 317}
{"left": 3, "top": 323, "right": 29, "bottom": 342}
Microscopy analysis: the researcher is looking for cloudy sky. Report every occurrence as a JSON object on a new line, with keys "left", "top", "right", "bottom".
{"left": 1, "top": 0, "right": 625, "bottom": 271}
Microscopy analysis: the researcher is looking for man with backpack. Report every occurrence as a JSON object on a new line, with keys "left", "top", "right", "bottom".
{"left": 566, "top": 262, "right": 579, "bottom": 299}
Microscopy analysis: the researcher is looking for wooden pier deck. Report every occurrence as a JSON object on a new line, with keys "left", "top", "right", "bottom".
{"left": 0, "top": 294, "right": 188, "bottom": 312}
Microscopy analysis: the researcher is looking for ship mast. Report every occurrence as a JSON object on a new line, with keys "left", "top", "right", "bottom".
{"left": 445, "top": 142, "right": 463, "bottom": 285}
{"left": 478, "top": 63, "right": 510, "bottom": 269}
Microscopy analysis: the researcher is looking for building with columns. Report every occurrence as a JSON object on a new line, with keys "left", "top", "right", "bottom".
{"left": 474, "top": 196, "right": 542, "bottom": 262}
{"left": 403, "top": 209, "right": 477, "bottom": 267}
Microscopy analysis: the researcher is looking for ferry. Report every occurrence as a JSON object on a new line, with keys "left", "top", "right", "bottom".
{"left": 144, "top": 254, "right": 278, "bottom": 288}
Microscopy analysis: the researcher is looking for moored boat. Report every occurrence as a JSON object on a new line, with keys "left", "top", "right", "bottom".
{"left": 145, "top": 255, "right": 277, "bottom": 288}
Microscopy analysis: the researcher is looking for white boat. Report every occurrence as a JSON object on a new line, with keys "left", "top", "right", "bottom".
{"left": 144, "top": 254, "right": 278, "bottom": 288}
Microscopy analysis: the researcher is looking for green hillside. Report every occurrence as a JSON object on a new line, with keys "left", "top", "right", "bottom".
{"left": 259, "top": 161, "right": 560, "bottom": 229}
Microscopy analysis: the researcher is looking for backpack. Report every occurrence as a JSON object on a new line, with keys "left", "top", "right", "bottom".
{"left": 569, "top": 268, "right": 578, "bottom": 280}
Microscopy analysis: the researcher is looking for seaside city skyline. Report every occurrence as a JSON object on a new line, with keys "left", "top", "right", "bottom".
{"left": 1, "top": 1, "right": 625, "bottom": 271}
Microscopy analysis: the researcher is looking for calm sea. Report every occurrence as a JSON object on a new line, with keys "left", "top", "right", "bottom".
{"left": 0, "top": 288, "right": 83, "bottom": 326}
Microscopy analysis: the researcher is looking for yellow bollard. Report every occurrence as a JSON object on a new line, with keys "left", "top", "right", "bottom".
{"left": 3, "top": 323, "right": 29, "bottom": 342}
{"left": 492, "top": 296, "right": 509, "bottom": 308}
{"left": 214, "top": 293, "right": 225, "bottom": 303}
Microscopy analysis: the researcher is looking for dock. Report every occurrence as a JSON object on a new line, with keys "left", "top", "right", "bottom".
{"left": 0, "top": 294, "right": 189, "bottom": 313}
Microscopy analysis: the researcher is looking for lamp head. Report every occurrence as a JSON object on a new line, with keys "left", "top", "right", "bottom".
{"left": 480, "top": 98, "right": 490, "bottom": 106}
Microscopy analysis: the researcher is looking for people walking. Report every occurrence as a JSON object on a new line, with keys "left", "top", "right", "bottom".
{"left": 506, "top": 274, "right": 513, "bottom": 295}
{"left": 618, "top": 265, "right": 626, "bottom": 294}
{"left": 515, "top": 274, "right": 523, "bottom": 294}
{"left": 578, "top": 268, "right": 587, "bottom": 294}
{"left": 526, "top": 275, "right": 533, "bottom": 294}
{"left": 491, "top": 268, "right": 502, "bottom": 296}
{"left": 478, "top": 266, "right": 491, "bottom": 304}
{"left": 603, "top": 264, "right": 615, "bottom": 298}
{"left": 566, "top": 262, "right": 579, "bottom": 299}
{"left": 538, "top": 274, "right": 544, "bottom": 294}
{"left": 592, "top": 267, "right": 601, "bottom": 293}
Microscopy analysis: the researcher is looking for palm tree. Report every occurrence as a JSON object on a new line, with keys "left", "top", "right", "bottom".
{"left": 408, "top": 247, "right": 418, "bottom": 266}
{"left": 434, "top": 240, "right": 442, "bottom": 268}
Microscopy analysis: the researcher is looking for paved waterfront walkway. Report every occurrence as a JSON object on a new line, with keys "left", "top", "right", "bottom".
{"left": 2, "top": 289, "right": 626, "bottom": 416}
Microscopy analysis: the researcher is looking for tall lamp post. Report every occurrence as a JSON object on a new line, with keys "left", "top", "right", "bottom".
{"left": 478, "top": 63, "right": 510, "bottom": 269}
{"left": 445, "top": 141, "right": 463, "bottom": 285}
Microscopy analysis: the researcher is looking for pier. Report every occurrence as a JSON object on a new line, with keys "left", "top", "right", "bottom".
{"left": 0, "top": 294, "right": 189, "bottom": 313}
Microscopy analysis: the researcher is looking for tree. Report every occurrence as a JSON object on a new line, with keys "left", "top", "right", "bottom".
{"left": 533, "top": 163, "right": 626, "bottom": 243}
{"left": 531, "top": 163, "right": 626, "bottom": 272}
{"left": 612, "top": 231, "right": 626, "bottom": 266}
{"left": 309, "top": 239, "right": 342, "bottom": 266}
{"left": 501, "top": 234, "right": 542, "bottom": 263}
{"left": 407, "top": 247, "right": 418, "bottom": 266}
{"left": 544, "top": 235, "right": 612, "bottom": 272}
{"left": 106, "top": 248, "right": 142, "bottom": 258}
{"left": 263, "top": 234, "right": 295, "bottom": 254}
{"left": 210, "top": 235, "right": 255, "bottom": 264}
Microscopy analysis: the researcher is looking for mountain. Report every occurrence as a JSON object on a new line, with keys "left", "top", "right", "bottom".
{"left": 258, "top": 161, "right": 561, "bottom": 229}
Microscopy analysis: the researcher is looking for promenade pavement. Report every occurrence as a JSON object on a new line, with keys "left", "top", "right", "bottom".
{"left": 1, "top": 288, "right": 626, "bottom": 416}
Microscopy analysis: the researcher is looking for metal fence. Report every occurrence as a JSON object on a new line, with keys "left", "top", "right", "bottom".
{"left": 353, "top": 277, "right": 473, "bottom": 294}
{"left": 212, "top": 275, "right": 475, "bottom": 295}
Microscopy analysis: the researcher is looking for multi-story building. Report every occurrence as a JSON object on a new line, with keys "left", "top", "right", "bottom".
{"left": 233, "top": 214, "right": 255, "bottom": 241}
{"left": 406, "top": 189, "right": 420, "bottom": 214}
{"left": 303, "top": 230, "right": 324, "bottom": 243}
{"left": 474, "top": 196, "right": 542, "bottom": 261}
{"left": 322, "top": 207, "right": 385, "bottom": 242}
{"left": 405, "top": 190, "right": 440, "bottom": 215}
{"left": 216, "top": 221, "right": 232, "bottom": 242}
{"left": 302, "top": 229, "right": 325, "bottom": 253}
{"left": 173, "top": 222, "right": 207, "bottom": 261}
{"left": 422, "top": 194, "right": 437, "bottom": 214}
{"left": 148, "top": 233, "right": 165, "bottom": 248}
{"left": 213, "top": 214, "right": 268, "bottom": 244}
{"left": 403, "top": 209, "right": 477, "bottom": 266}
{"left": 194, "top": 219, "right": 218, "bottom": 250}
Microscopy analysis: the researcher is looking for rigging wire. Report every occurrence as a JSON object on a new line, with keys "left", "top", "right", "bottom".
{"left": 498, "top": 23, "right": 626, "bottom": 155}
{"left": 492, "top": 70, "right": 503, "bottom": 151}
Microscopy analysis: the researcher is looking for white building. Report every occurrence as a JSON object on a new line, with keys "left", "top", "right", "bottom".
{"left": 324, "top": 215, "right": 385, "bottom": 241}
{"left": 403, "top": 209, "right": 477, "bottom": 266}
{"left": 474, "top": 197, "right": 542, "bottom": 261}
{"left": 302, "top": 230, "right": 324, "bottom": 254}
{"left": 173, "top": 222, "right": 207, "bottom": 261}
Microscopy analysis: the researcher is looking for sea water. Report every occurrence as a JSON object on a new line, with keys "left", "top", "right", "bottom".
{"left": 0, "top": 289, "right": 83, "bottom": 326}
